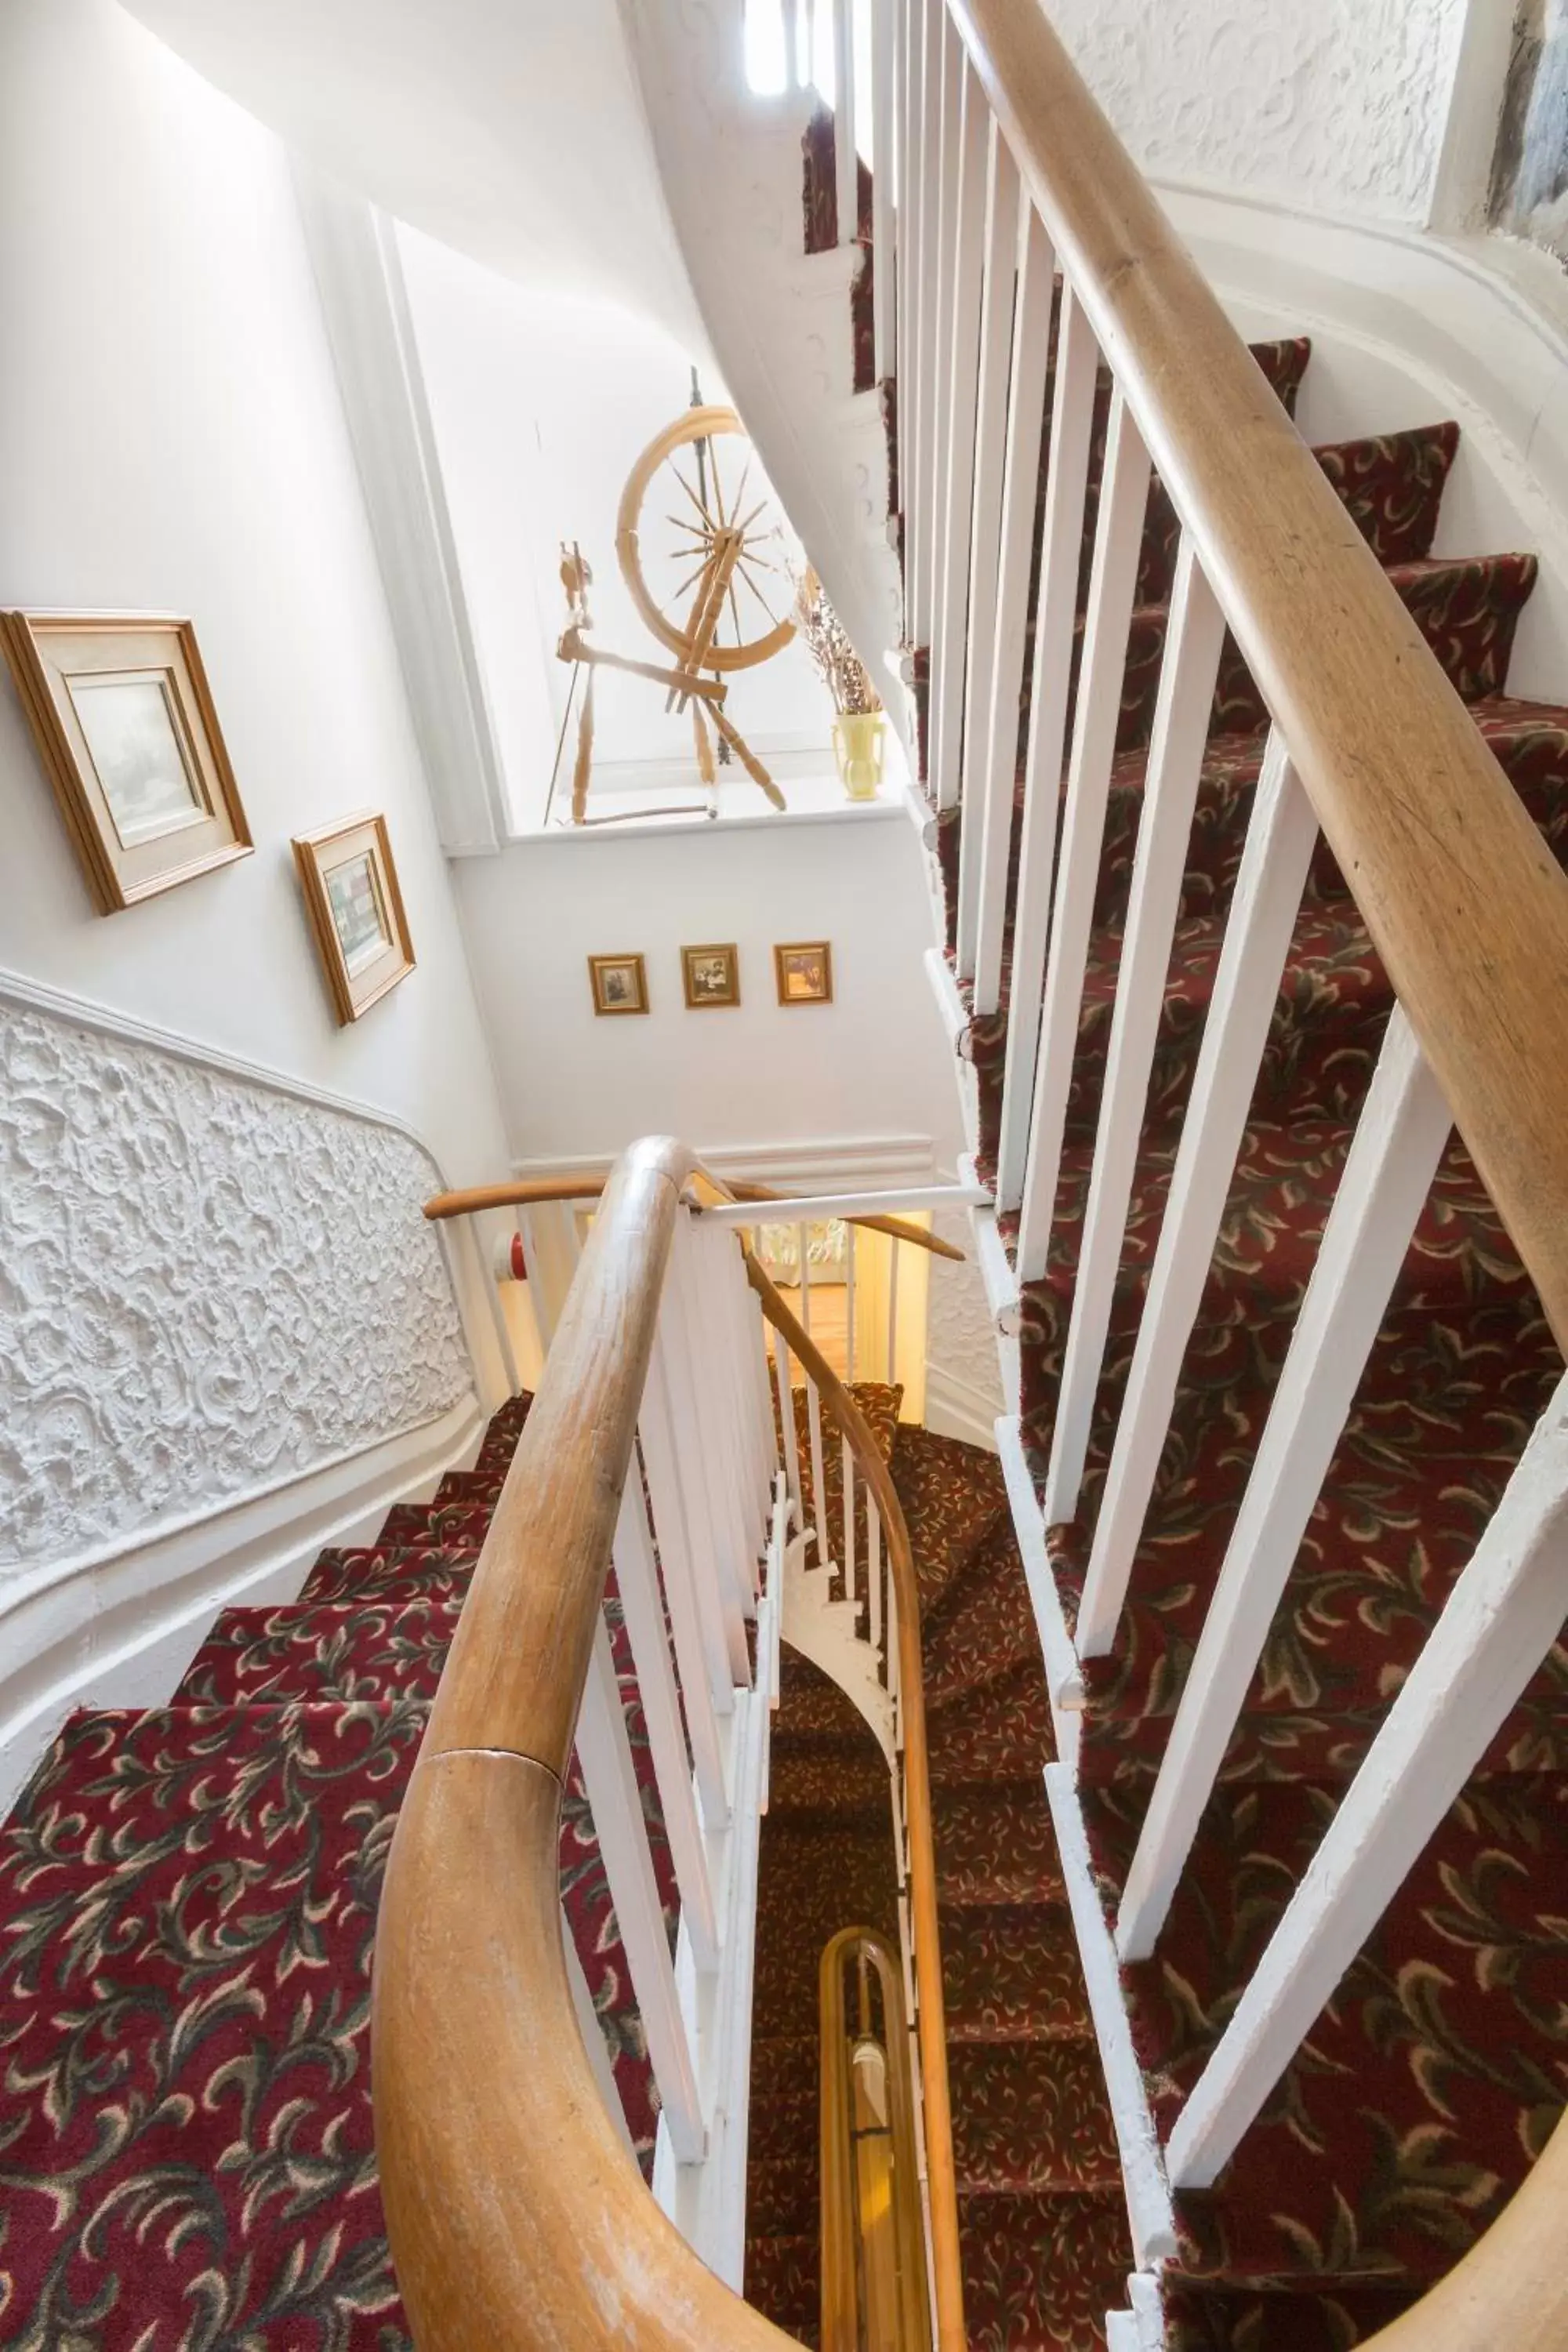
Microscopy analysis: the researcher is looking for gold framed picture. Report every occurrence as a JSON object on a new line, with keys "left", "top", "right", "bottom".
{"left": 0, "top": 609, "right": 252, "bottom": 913}
{"left": 775, "top": 939, "right": 833, "bottom": 1006}
{"left": 681, "top": 942, "right": 740, "bottom": 1009}
{"left": 590, "top": 952, "right": 648, "bottom": 1016}
{"left": 293, "top": 811, "right": 415, "bottom": 1025}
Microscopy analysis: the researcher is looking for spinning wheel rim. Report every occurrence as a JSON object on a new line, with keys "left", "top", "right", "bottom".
{"left": 615, "top": 404, "right": 796, "bottom": 673}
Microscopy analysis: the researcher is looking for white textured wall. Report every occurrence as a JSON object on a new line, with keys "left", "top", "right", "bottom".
{"left": 1048, "top": 0, "right": 1472, "bottom": 224}
{"left": 0, "top": 0, "right": 516, "bottom": 1581}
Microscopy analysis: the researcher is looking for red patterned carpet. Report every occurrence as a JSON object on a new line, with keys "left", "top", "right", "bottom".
{"left": 0, "top": 1393, "right": 674, "bottom": 2350}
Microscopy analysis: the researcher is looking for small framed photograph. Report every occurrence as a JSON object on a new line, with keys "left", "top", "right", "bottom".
{"left": 681, "top": 942, "right": 740, "bottom": 1009}
{"left": 775, "top": 939, "right": 833, "bottom": 1006}
{"left": 293, "top": 811, "right": 415, "bottom": 1025}
{"left": 0, "top": 609, "right": 252, "bottom": 913}
{"left": 590, "top": 952, "right": 648, "bottom": 1016}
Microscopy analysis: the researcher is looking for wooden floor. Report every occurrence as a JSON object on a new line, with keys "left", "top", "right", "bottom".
{"left": 771, "top": 1281, "right": 849, "bottom": 1380}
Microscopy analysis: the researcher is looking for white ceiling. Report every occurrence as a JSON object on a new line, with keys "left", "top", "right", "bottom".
{"left": 117, "top": 0, "right": 707, "bottom": 343}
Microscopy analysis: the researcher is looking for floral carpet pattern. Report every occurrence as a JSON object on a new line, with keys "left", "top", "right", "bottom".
{"left": 0, "top": 1393, "right": 673, "bottom": 2350}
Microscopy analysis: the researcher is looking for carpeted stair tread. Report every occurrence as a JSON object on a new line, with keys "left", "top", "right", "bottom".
{"left": 176, "top": 1595, "right": 463, "bottom": 1705}
{"left": 923, "top": 1519, "right": 1052, "bottom": 1705}
{"left": 941, "top": 1901, "right": 1095, "bottom": 2045}
{"left": 376, "top": 1497, "right": 494, "bottom": 1549}
{"left": 928, "top": 1655, "right": 1058, "bottom": 1786}
{"left": 889, "top": 1423, "right": 1009, "bottom": 1617}
{"left": 1161, "top": 2279, "right": 1421, "bottom": 2352}
{"left": 0, "top": 1697, "right": 422, "bottom": 2343}
{"left": 745, "top": 2234, "right": 821, "bottom": 2343}
{"left": 773, "top": 1659, "right": 877, "bottom": 1740}
{"left": 747, "top": 2154, "right": 820, "bottom": 2241}
{"left": 960, "top": 2188, "right": 1135, "bottom": 2351}
{"left": 934, "top": 1781, "right": 1067, "bottom": 1907}
{"left": 300, "top": 1541, "right": 477, "bottom": 1604}
{"left": 765, "top": 1737, "right": 892, "bottom": 1823}
{"left": 751, "top": 1815, "right": 899, "bottom": 2035}
{"left": 948, "top": 2041, "right": 1122, "bottom": 2195}
{"left": 1081, "top": 1771, "right": 1568, "bottom": 2290}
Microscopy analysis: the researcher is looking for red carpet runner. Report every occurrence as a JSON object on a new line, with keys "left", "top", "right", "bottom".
{"left": 0, "top": 1396, "right": 673, "bottom": 2348}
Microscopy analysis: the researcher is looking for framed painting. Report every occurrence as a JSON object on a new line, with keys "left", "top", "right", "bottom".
{"left": 0, "top": 609, "right": 252, "bottom": 913}
{"left": 681, "top": 942, "right": 740, "bottom": 1009}
{"left": 774, "top": 939, "right": 833, "bottom": 1006}
{"left": 293, "top": 811, "right": 415, "bottom": 1025}
{"left": 590, "top": 952, "right": 648, "bottom": 1016}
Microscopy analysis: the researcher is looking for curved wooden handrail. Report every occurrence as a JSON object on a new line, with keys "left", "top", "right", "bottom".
{"left": 422, "top": 1169, "right": 967, "bottom": 1260}
{"left": 374, "top": 1135, "right": 797, "bottom": 2350}
{"left": 950, "top": 0, "right": 1568, "bottom": 1352}
{"left": 819, "top": 1926, "right": 932, "bottom": 2352}
{"left": 746, "top": 1254, "right": 966, "bottom": 2352}
{"left": 1359, "top": 2109, "right": 1568, "bottom": 2350}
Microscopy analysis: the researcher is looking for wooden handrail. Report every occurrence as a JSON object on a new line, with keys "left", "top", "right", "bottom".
{"left": 746, "top": 1254, "right": 966, "bottom": 2352}
{"left": 819, "top": 1927, "right": 932, "bottom": 2352}
{"left": 374, "top": 1135, "right": 797, "bottom": 2350}
{"left": 422, "top": 1169, "right": 967, "bottom": 1260}
{"left": 949, "top": 0, "right": 1568, "bottom": 1353}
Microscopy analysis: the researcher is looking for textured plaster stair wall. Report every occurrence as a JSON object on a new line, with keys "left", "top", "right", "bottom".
{"left": 622, "top": 0, "right": 906, "bottom": 739}
{"left": 0, "top": 0, "right": 516, "bottom": 1805}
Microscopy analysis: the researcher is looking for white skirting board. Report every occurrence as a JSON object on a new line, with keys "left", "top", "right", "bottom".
{"left": 0, "top": 1394, "right": 487, "bottom": 1821}
{"left": 1044, "top": 1760, "right": 1177, "bottom": 2268}
{"left": 923, "top": 1363, "right": 1004, "bottom": 1454}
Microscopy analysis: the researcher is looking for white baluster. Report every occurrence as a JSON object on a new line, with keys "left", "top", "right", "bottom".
{"left": 1117, "top": 1008, "right": 1452, "bottom": 1961}
{"left": 773, "top": 1323, "right": 804, "bottom": 1515}
{"left": 843, "top": 1438, "right": 858, "bottom": 1610}
{"left": 973, "top": 190, "right": 1054, "bottom": 1018}
{"left": 833, "top": 0, "right": 857, "bottom": 248}
{"left": 784, "top": 0, "right": 804, "bottom": 88}
{"left": 575, "top": 1617, "right": 705, "bottom": 2162}
{"left": 798, "top": 1218, "right": 812, "bottom": 1335}
{"left": 1041, "top": 541, "right": 1229, "bottom": 1520}
{"left": 612, "top": 1477, "right": 719, "bottom": 1970}
{"left": 639, "top": 1349, "right": 731, "bottom": 1826}
{"left": 993, "top": 285, "right": 1102, "bottom": 1208}
{"left": 902, "top": 0, "right": 935, "bottom": 641}
{"left": 954, "top": 118, "right": 1021, "bottom": 979}
{"left": 887, "top": 1235, "right": 902, "bottom": 1386}
{"left": 1075, "top": 738, "right": 1319, "bottom": 1657}
{"left": 1013, "top": 389, "right": 1152, "bottom": 1276}
{"left": 870, "top": 0, "right": 895, "bottom": 383}
{"left": 916, "top": 6, "right": 962, "bottom": 657}
{"left": 662, "top": 1225, "right": 751, "bottom": 1681}
{"left": 868, "top": 1493, "right": 884, "bottom": 1657}
{"left": 1167, "top": 1374, "right": 1568, "bottom": 2188}
{"left": 845, "top": 1223, "right": 858, "bottom": 1384}
{"left": 928, "top": 52, "right": 988, "bottom": 814}
{"left": 677, "top": 1217, "right": 753, "bottom": 1626}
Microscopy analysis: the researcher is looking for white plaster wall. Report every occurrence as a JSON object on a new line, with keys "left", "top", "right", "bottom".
{"left": 0, "top": 0, "right": 511, "bottom": 1216}
{"left": 1049, "top": 0, "right": 1474, "bottom": 226}
{"left": 451, "top": 810, "right": 964, "bottom": 1167}
{"left": 397, "top": 223, "right": 837, "bottom": 829}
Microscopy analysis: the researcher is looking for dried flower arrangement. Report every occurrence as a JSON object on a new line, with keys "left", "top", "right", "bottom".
{"left": 791, "top": 566, "right": 882, "bottom": 715}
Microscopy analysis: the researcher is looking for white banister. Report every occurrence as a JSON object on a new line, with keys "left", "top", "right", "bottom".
{"left": 773, "top": 1322, "right": 804, "bottom": 1515}
{"left": 993, "top": 280, "right": 1101, "bottom": 1210}
{"left": 1014, "top": 388, "right": 1152, "bottom": 1279}
{"left": 953, "top": 114, "right": 1019, "bottom": 979}
{"left": 700, "top": 1182, "right": 989, "bottom": 1226}
{"left": 833, "top": 0, "right": 858, "bottom": 251}
{"left": 846, "top": 1222, "right": 858, "bottom": 1381}
{"left": 1074, "top": 737, "right": 1319, "bottom": 1656}
{"left": 871, "top": 0, "right": 896, "bottom": 383}
{"left": 904, "top": 0, "right": 940, "bottom": 646}
{"left": 639, "top": 1348, "right": 732, "bottom": 1825}
{"left": 843, "top": 1437, "right": 858, "bottom": 1609}
{"left": 887, "top": 1233, "right": 902, "bottom": 1382}
{"left": 1041, "top": 541, "right": 1228, "bottom": 1520}
{"left": 576, "top": 1617, "right": 706, "bottom": 2163}
{"left": 1117, "top": 1007, "right": 1453, "bottom": 1961}
{"left": 917, "top": 5, "right": 963, "bottom": 673}
{"left": 612, "top": 1479, "right": 720, "bottom": 1971}
{"left": 973, "top": 189, "right": 1053, "bottom": 1019}
{"left": 1167, "top": 1375, "right": 1568, "bottom": 2187}
{"left": 928, "top": 49, "right": 987, "bottom": 811}
{"left": 662, "top": 1221, "right": 752, "bottom": 1682}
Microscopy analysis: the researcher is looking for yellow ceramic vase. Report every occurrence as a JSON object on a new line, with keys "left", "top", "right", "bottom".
{"left": 832, "top": 710, "right": 885, "bottom": 801}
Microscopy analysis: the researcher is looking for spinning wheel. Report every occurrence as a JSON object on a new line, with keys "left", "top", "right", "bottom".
{"left": 554, "top": 402, "right": 797, "bottom": 824}
{"left": 616, "top": 405, "right": 796, "bottom": 678}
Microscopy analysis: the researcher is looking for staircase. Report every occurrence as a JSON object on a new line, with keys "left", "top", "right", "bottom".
{"left": 0, "top": 1395, "right": 681, "bottom": 2339}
